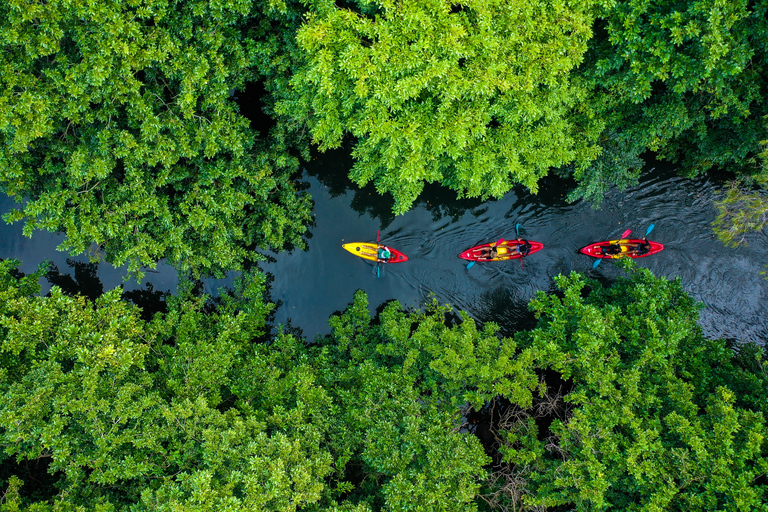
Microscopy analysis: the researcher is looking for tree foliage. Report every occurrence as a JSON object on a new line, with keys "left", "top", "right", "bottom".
{"left": 2, "top": 260, "right": 767, "bottom": 510}
{"left": 712, "top": 126, "right": 768, "bottom": 248}
{"left": 281, "top": 0, "right": 602, "bottom": 213}
{"left": 0, "top": 261, "right": 499, "bottom": 511}
{"left": 0, "top": 260, "right": 332, "bottom": 511}
{"left": 570, "top": 0, "right": 768, "bottom": 203}
{"left": 0, "top": 0, "right": 312, "bottom": 277}
{"left": 239, "top": 292, "right": 517, "bottom": 511}
{"left": 507, "top": 262, "right": 768, "bottom": 511}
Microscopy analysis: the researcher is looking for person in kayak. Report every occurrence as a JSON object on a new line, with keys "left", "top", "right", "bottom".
{"left": 601, "top": 243, "right": 623, "bottom": 256}
{"left": 516, "top": 239, "right": 532, "bottom": 256}
{"left": 377, "top": 246, "right": 392, "bottom": 262}
{"left": 478, "top": 245, "right": 498, "bottom": 260}
{"left": 628, "top": 240, "right": 651, "bottom": 256}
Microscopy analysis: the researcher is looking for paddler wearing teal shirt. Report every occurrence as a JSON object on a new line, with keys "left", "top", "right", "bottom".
{"left": 377, "top": 246, "right": 391, "bottom": 262}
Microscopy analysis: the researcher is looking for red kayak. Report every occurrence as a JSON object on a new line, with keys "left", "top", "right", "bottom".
{"left": 459, "top": 239, "right": 543, "bottom": 262}
{"left": 580, "top": 238, "right": 664, "bottom": 259}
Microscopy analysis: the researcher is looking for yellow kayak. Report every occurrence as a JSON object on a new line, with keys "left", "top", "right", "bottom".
{"left": 342, "top": 243, "right": 408, "bottom": 263}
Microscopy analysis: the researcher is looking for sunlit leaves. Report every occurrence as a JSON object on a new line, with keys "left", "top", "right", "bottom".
{"left": 2, "top": 257, "right": 768, "bottom": 509}
{"left": 712, "top": 131, "right": 768, "bottom": 247}
{"left": 287, "top": 0, "right": 602, "bottom": 213}
{"left": 570, "top": 0, "right": 768, "bottom": 202}
{"left": 520, "top": 262, "right": 768, "bottom": 510}
{"left": 0, "top": 0, "right": 311, "bottom": 278}
{"left": 0, "top": 262, "right": 333, "bottom": 511}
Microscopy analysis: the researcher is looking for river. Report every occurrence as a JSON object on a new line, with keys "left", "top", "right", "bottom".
{"left": 1, "top": 151, "right": 766, "bottom": 344}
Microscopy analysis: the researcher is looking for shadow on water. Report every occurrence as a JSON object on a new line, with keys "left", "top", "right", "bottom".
{"left": 303, "top": 143, "right": 398, "bottom": 227}
{"left": 122, "top": 283, "right": 168, "bottom": 321}
{"left": 472, "top": 286, "right": 538, "bottom": 337}
{"left": 302, "top": 141, "right": 487, "bottom": 228}
{"left": 40, "top": 258, "right": 298, "bottom": 344}
{"left": 46, "top": 259, "right": 103, "bottom": 302}
{"left": 2, "top": 148, "right": 767, "bottom": 344}
{"left": 0, "top": 457, "right": 61, "bottom": 504}
{"left": 259, "top": 270, "right": 307, "bottom": 341}
{"left": 43, "top": 259, "right": 170, "bottom": 321}
{"left": 265, "top": 152, "right": 768, "bottom": 344}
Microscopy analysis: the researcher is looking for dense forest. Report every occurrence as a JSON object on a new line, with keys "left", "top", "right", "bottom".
{"left": 1, "top": 0, "right": 767, "bottom": 510}
{"left": 1, "top": 260, "right": 767, "bottom": 510}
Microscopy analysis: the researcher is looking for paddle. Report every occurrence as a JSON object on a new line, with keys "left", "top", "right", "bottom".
{"left": 466, "top": 238, "right": 504, "bottom": 269}
{"left": 645, "top": 223, "right": 655, "bottom": 239}
{"left": 516, "top": 223, "right": 524, "bottom": 269}
{"left": 376, "top": 230, "right": 381, "bottom": 278}
{"left": 592, "top": 229, "right": 632, "bottom": 268}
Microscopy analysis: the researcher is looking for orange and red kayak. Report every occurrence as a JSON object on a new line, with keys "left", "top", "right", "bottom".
{"left": 580, "top": 238, "right": 664, "bottom": 259}
{"left": 458, "top": 239, "right": 543, "bottom": 262}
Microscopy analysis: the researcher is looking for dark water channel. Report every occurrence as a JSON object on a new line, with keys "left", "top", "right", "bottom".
{"left": 1, "top": 151, "right": 767, "bottom": 344}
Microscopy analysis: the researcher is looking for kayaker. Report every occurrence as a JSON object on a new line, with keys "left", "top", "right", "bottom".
{"left": 601, "top": 243, "right": 622, "bottom": 256}
{"left": 377, "top": 246, "right": 392, "bottom": 262}
{"left": 629, "top": 240, "right": 651, "bottom": 256}
{"left": 517, "top": 239, "right": 532, "bottom": 256}
{"left": 478, "top": 245, "right": 498, "bottom": 260}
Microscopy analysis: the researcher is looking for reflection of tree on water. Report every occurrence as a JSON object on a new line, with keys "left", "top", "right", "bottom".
{"left": 45, "top": 259, "right": 103, "bottom": 302}
{"left": 122, "top": 283, "right": 168, "bottom": 321}
{"left": 473, "top": 286, "right": 538, "bottom": 338}
{"left": 303, "top": 142, "right": 486, "bottom": 227}
{"left": 40, "top": 259, "right": 298, "bottom": 335}
{"left": 44, "top": 259, "right": 169, "bottom": 321}
{"left": 303, "top": 143, "right": 398, "bottom": 227}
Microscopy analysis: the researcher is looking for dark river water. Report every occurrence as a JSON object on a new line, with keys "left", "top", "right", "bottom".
{"left": 1, "top": 151, "right": 767, "bottom": 344}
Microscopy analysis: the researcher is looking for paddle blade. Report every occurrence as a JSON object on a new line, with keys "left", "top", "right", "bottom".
{"left": 592, "top": 258, "right": 603, "bottom": 268}
{"left": 376, "top": 230, "right": 380, "bottom": 244}
{"left": 516, "top": 224, "right": 521, "bottom": 238}
{"left": 466, "top": 261, "right": 475, "bottom": 270}
{"left": 645, "top": 223, "right": 655, "bottom": 237}
{"left": 621, "top": 229, "right": 632, "bottom": 239}
{"left": 493, "top": 238, "right": 504, "bottom": 246}
{"left": 376, "top": 265, "right": 380, "bottom": 278}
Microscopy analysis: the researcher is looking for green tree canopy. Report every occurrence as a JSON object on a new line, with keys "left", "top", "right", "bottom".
{"left": 0, "top": 261, "right": 498, "bottom": 511}
{"left": 281, "top": 0, "right": 603, "bottom": 213}
{"left": 712, "top": 124, "right": 768, "bottom": 248}
{"left": 2, "top": 260, "right": 767, "bottom": 511}
{"left": 503, "top": 263, "right": 768, "bottom": 511}
{"left": 0, "top": 0, "right": 311, "bottom": 277}
{"left": 570, "top": 0, "right": 768, "bottom": 203}
{"left": 0, "top": 260, "right": 334, "bottom": 511}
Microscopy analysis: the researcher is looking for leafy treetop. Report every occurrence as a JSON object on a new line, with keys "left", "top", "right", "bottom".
{"left": 0, "top": 0, "right": 311, "bottom": 278}
{"left": 283, "top": 0, "right": 603, "bottom": 213}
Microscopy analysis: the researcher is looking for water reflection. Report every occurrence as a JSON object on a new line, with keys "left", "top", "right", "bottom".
{"left": 41, "top": 258, "right": 170, "bottom": 321}
{"left": 45, "top": 260, "right": 103, "bottom": 302}
{"left": 304, "top": 142, "right": 485, "bottom": 228}
{"left": 471, "top": 286, "right": 538, "bottom": 338}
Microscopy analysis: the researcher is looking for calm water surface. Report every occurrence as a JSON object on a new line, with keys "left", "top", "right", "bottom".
{"left": 1, "top": 153, "right": 766, "bottom": 343}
